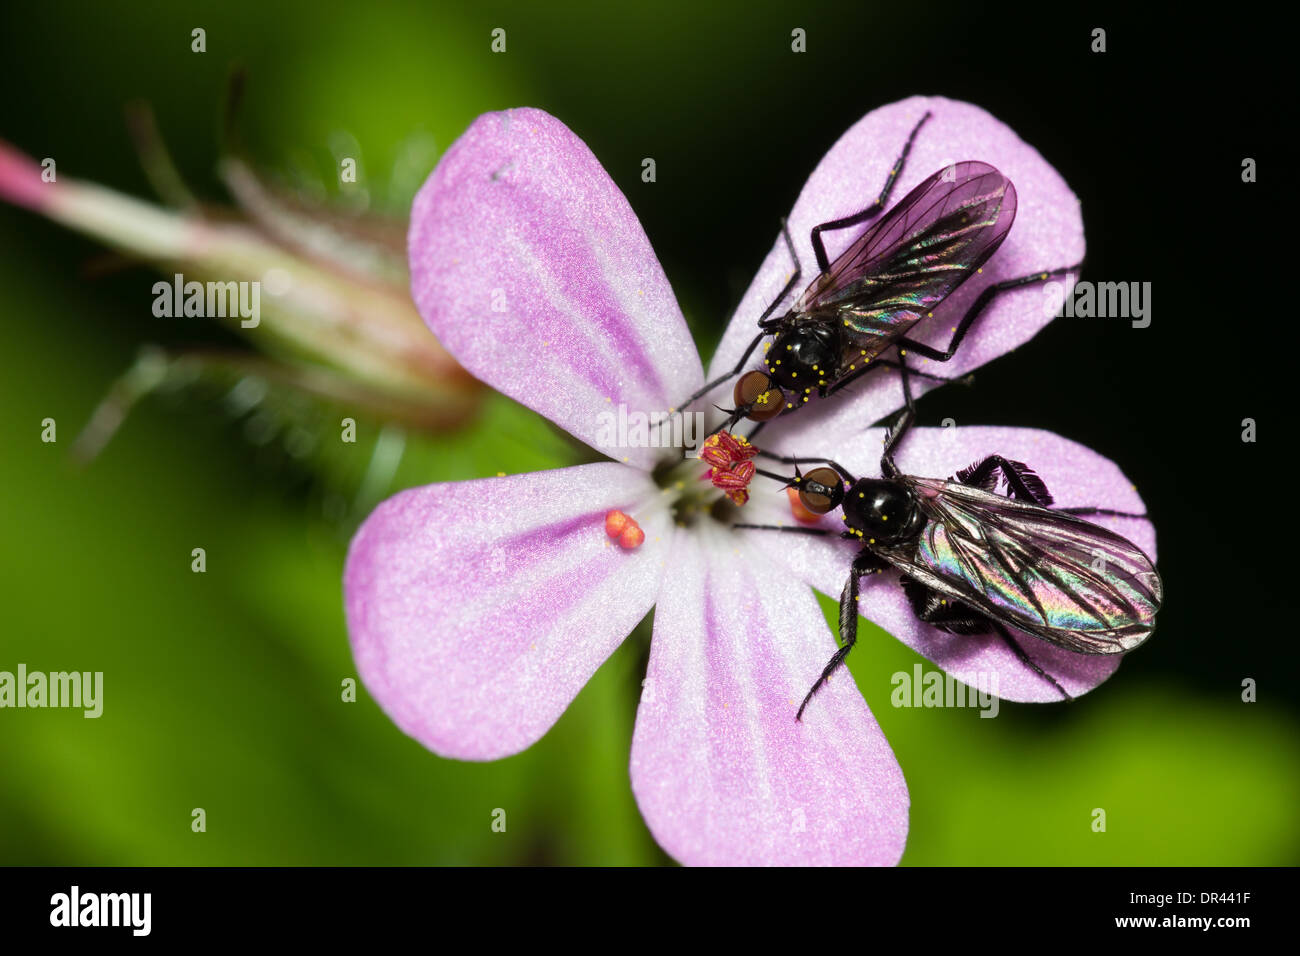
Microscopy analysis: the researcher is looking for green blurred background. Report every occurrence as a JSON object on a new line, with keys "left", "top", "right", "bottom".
{"left": 1, "top": 1, "right": 1293, "bottom": 865}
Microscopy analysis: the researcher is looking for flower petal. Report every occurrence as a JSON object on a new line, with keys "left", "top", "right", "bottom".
{"left": 709, "top": 95, "right": 1084, "bottom": 438}
{"left": 740, "top": 426, "right": 1156, "bottom": 701}
{"left": 345, "top": 463, "right": 669, "bottom": 760}
{"left": 409, "top": 108, "right": 703, "bottom": 471}
{"left": 630, "top": 525, "right": 908, "bottom": 865}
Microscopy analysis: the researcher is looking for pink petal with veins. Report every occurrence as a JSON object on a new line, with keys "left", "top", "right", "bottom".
{"left": 631, "top": 528, "right": 908, "bottom": 865}
{"left": 409, "top": 108, "right": 703, "bottom": 471}
{"left": 345, "top": 462, "right": 668, "bottom": 760}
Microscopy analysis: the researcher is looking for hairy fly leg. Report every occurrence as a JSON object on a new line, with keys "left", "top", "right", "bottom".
{"left": 992, "top": 622, "right": 1073, "bottom": 700}
{"left": 895, "top": 263, "right": 1082, "bottom": 362}
{"left": 898, "top": 575, "right": 992, "bottom": 635}
{"left": 809, "top": 111, "right": 932, "bottom": 274}
{"left": 956, "top": 455, "right": 1054, "bottom": 505}
{"left": 796, "top": 549, "right": 891, "bottom": 720}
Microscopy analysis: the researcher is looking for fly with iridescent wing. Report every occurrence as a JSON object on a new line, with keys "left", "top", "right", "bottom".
{"left": 670, "top": 111, "right": 1079, "bottom": 433}
{"left": 735, "top": 409, "right": 1162, "bottom": 719}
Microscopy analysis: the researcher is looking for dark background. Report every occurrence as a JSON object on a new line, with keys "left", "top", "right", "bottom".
{"left": 0, "top": 1, "right": 1291, "bottom": 864}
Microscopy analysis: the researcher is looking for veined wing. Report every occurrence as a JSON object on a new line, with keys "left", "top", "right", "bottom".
{"left": 795, "top": 162, "right": 1016, "bottom": 359}
{"left": 876, "top": 476, "right": 1161, "bottom": 653}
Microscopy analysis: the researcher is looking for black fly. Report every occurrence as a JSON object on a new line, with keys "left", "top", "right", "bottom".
{"left": 738, "top": 404, "right": 1162, "bottom": 720}
{"left": 672, "top": 111, "right": 1080, "bottom": 433}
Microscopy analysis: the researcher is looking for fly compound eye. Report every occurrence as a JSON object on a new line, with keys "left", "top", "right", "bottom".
{"left": 733, "top": 370, "right": 786, "bottom": 421}
{"left": 796, "top": 466, "right": 844, "bottom": 515}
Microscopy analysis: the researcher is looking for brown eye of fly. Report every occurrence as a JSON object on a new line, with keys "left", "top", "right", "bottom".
{"left": 797, "top": 466, "right": 842, "bottom": 514}
{"left": 733, "top": 370, "right": 786, "bottom": 421}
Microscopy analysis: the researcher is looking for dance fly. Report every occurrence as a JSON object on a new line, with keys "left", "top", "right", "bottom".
{"left": 671, "top": 111, "right": 1078, "bottom": 432}
{"left": 737, "top": 411, "right": 1162, "bottom": 719}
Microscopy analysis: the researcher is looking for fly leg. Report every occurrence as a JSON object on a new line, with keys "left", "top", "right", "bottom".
{"left": 1057, "top": 506, "right": 1148, "bottom": 519}
{"left": 809, "top": 111, "right": 932, "bottom": 274}
{"left": 656, "top": 224, "right": 803, "bottom": 442}
{"left": 958, "top": 459, "right": 1149, "bottom": 518}
{"left": 878, "top": 357, "right": 917, "bottom": 480}
{"left": 992, "top": 622, "right": 1072, "bottom": 701}
{"left": 900, "top": 577, "right": 1072, "bottom": 701}
{"left": 657, "top": 327, "right": 765, "bottom": 442}
{"left": 730, "top": 523, "right": 831, "bottom": 537}
{"left": 796, "top": 550, "right": 890, "bottom": 720}
{"left": 899, "top": 576, "right": 992, "bottom": 635}
{"left": 956, "top": 455, "right": 1054, "bottom": 506}
{"left": 894, "top": 263, "right": 1083, "bottom": 362}
{"left": 822, "top": 357, "right": 971, "bottom": 397}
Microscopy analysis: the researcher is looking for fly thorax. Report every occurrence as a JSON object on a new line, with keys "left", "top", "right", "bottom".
{"left": 765, "top": 322, "right": 838, "bottom": 396}
{"left": 841, "top": 478, "right": 923, "bottom": 544}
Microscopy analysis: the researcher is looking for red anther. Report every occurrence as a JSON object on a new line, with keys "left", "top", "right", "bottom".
{"left": 605, "top": 509, "right": 630, "bottom": 539}
{"left": 786, "top": 487, "right": 820, "bottom": 524}
{"left": 618, "top": 522, "right": 645, "bottom": 550}
{"left": 701, "top": 430, "right": 760, "bottom": 505}
{"left": 605, "top": 509, "right": 644, "bottom": 550}
{"left": 700, "top": 430, "right": 757, "bottom": 469}
{"left": 709, "top": 459, "right": 755, "bottom": 490}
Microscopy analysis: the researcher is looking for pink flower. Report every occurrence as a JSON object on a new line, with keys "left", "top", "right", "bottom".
{"left": 345, "top": 98, "right": 1151, "bottom": 865}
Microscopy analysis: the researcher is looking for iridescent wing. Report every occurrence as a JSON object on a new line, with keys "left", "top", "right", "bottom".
{"left": 875, "top": 476, "right": 1161, "bottom": 653}
{"left": 795, "top": 162, "right": 1016, "bottom": 360}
